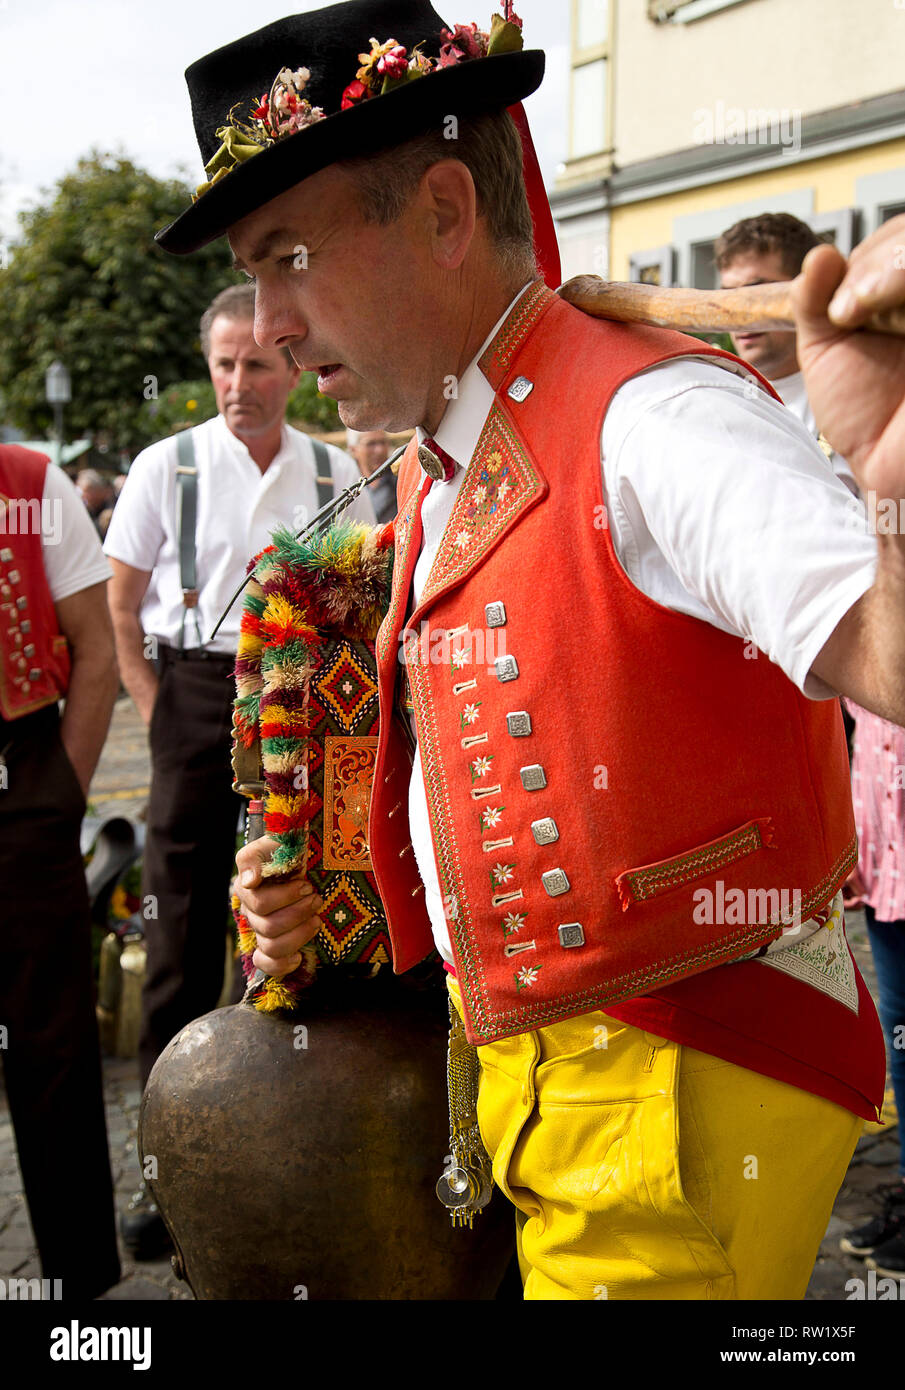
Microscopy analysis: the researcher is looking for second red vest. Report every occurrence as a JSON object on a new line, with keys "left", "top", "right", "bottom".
{"left": 0, "top": 445, "right": 71, "bottom": 721}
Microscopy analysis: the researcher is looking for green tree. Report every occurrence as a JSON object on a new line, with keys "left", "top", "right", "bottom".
{"left": 0, "top": 153, "right": 238, "bottom": 451}
{"left": 287, "top": 372, "right": 342, "bottom": 432}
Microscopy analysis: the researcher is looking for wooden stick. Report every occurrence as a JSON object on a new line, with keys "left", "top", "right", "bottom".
{"left": 558, "top": 274, "right": 905, "bottom": 337}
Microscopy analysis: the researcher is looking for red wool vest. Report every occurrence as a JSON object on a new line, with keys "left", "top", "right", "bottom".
{"left": 368, "top": 285, "right": 858, "bottom": 1051}
{"left": 0, "top": 445, "right": 71, "bottom": 720}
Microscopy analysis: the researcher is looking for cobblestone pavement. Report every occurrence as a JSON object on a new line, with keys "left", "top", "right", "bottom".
{"left": 85, "top": 690, "right": 151, "bottom": 827}
{"left": 0, "top": 694, "right": 899, "bottom": 1300}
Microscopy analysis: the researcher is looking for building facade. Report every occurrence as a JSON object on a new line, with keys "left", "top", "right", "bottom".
{"left": 552, "top": 0, "right": 905, "bottom": 286}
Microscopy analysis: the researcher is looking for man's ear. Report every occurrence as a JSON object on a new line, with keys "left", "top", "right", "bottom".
{"left": 422, "top": 160, "right": 477, "bottom": 273}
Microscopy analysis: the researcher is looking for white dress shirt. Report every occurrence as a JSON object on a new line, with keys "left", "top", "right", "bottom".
{"left": 407, "top": 288, "right": 877, "bottom": 963}
{"left": 773, "top": 368, "right": 859, "bottom": 498}
{"left": 104, "top": 413, "right": 375, "bottom": 654}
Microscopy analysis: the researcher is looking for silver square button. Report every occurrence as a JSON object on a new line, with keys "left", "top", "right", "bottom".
{"left": 542, "top": 868, "right": 570, "bottom": 897}
{"left": 485, "top": 602, "right": 507, "bottom": 628}
{"left": 507, "top": 376, "right": 534, "bottom": 403}
{"left": 507, "top": 711, "right": 532, "bottom": 738}
{"left": 521, "top": 764, "right": 547, "bottom": 792}
{"left": 495, "top": 655, "right": 519, "bottom": 683}
{"left": 558, "top": 923, "right": 585, "bottom": 949}
{"left": 531, "top": 818, "right": 559, "bottom": 845}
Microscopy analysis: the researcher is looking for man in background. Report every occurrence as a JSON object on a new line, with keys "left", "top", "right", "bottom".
{"left": 104, "top": 283, "right": 374, "bottom": 1257}
{"left": 346, "top": 428, "right": 397, "bottom": 523}
{"left": 76, "top": 468, "right": 115, "bottom": 538}
{"left": 716, "top": 212, "right": 859, "bottom": 497}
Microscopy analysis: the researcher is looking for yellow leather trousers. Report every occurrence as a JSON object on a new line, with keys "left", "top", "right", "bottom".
{"left": 447, "top": 976, "right": 861, "bottom": 1300}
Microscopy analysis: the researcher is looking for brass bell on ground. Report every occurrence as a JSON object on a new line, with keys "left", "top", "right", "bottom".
{"left": 140, "top": 965, "right": 514, "bottom": 1299}
{"left": 96, "top": 927, "right": 146, "bottom": 1059}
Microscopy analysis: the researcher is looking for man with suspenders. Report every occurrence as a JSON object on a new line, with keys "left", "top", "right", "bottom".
{"left": 104, "top": 283, "right": 374, "bottom": 1257}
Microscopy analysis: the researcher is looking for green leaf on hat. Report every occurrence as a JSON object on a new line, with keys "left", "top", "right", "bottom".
{"left": 487, "top": 15, "right": 524, "bottom": 56}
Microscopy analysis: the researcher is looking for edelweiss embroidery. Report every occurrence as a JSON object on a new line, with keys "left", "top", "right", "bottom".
{"left": 461, "top": 702, "right": 481, "bottom": 727}
{"left": 502, "top": 910, "right": 526, "bottom": 936}
{"left": 442, "top": 447, "right": 514, "bottom": 555}
{"left": 515, "top": 963, "right": 541, "bottom": 991}
{"left": 491, "top": 862, "right": 515, "bottom": 886}
{"left": 471, "top": 754, "right": 493, "bottom": 782}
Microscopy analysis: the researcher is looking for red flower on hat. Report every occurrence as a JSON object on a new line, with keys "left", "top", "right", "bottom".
{"left": 341, "top": 78, "right": 369, "bottom": 109}
{"left": 438, "top": 21, "right": 487, "bottom": 67}
{"left": 376, "top": 41, "right": 408, "bottom": 79}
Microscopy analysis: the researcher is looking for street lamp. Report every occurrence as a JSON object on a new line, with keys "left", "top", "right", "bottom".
{"left": 45, "top": 360, "right": 71, "bottom": 467}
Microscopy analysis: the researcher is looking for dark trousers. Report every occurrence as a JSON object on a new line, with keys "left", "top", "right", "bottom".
{"left": 0, "top": 705, "right": 120, "bottom": 1296}
{"left": 138, "top": 648, "right": 245, "bottom": 1090}
{"left": 864, "top": 905, "right": 905, "bottom": 1177}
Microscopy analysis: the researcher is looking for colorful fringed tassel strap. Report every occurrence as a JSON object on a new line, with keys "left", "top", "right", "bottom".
{"left": 231, "top": 518, "right": 395, "bottom": 1011}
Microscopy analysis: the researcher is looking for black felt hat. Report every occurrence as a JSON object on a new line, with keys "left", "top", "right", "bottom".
{"left": 156, "top": 0, "right": 545, "bottom": 254}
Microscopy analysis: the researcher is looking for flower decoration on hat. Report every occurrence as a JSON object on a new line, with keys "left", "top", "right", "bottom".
{"left": 254, "top": 66, "right": 324, "bottom": 137}
{"left": 439, "top": 21, "right": 486, "bottom": 65}
{"left": 196, "top": 66, "right": 325, "bottom": 199}
{"left": 194, "top": 2, "right": 524, "bottom": 200}
{"left": 342, "top": 4, "right": 522, "bottom": 107}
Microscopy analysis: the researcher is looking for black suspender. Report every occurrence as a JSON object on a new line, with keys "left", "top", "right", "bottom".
{"left": 312, "top": 437, "right": 334, "bottom": 511}
{"left": 175, "top": 429, "right": 203, "bottom": 651}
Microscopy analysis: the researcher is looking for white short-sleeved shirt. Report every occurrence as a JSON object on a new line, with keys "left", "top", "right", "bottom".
{"left": 406, "top": 291, "right": 877, "bottom": 963}
{"left": 103, "top": 413, "right": 376, "bottom": 653}
{"left": 41, "top": 464, "right": 112, "bottom": 602}
{"left": 772, "top": 368, "right": 859, "bottom": 498}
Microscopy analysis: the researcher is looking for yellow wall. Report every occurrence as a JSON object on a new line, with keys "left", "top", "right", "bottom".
{"left": 609, "top": 137, "right": 905, "bottom": 282}
{"left": 612, "top": 0, "right": 905, "bottom": 167}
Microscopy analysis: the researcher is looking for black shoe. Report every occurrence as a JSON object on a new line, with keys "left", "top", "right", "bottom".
{"left": 866, "top": 1231, "right": 905, "bottom": 1278}
{"left": 839, "top": 1178, "right": 905, "bottom": 1257}
{"left": 120, "top": 1181, "right": 173, "bottom": 1261}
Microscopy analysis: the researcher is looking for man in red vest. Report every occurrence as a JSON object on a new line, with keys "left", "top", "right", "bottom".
{"left": 160, "top": 1, "right": 904, "bottom": 1298}
{"left": 0, "top": 443, "right": 121, "bottom": 1298}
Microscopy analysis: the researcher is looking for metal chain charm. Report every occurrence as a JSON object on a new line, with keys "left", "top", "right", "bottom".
{"left": 436, "top": 996, "right": 494, "bottom": 1228}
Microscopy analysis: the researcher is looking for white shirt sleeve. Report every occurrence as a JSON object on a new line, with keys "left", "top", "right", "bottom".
{"left": 102, "top": 439, "right": 171, "bottom": 573}
{"left": 602, "top": 357, "right": 876, "bottom": 699}
{"left": 41, "top": 465, "right": 112, "bottom": 603}
{"left": 326, "top": 444, "right": 377, "bottom": 526}
{"left": 825, "top": 446, "right": 860, "bottom": 500}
